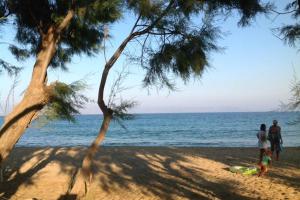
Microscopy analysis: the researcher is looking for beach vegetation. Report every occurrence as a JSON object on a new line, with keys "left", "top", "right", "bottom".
{"left": 37, "top": 80, "right": 90, "bottom": 123}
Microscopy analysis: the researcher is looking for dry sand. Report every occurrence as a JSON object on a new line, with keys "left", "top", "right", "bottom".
{"left": 0, "top": 147, "right": 299, "bottom": 200}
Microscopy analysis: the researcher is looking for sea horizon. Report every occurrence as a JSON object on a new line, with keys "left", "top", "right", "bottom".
{"left": 2, "top": 110, "right": 297, "bottom": 117}
{"left": 1, "top": 112, "right": 299, "bottom": 147}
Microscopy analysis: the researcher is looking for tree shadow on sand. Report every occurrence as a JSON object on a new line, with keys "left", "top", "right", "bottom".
{"left": 0, "top": 147, "right": 299, "bottom": 200}
{"left": 0, "top": 147, "right": 84, "bottom": 200}
{"left": 184, "top": 147, "right": 300, "bottom": 192}
{"left": 80, "top": 147, "right": 259, "bottom": 200}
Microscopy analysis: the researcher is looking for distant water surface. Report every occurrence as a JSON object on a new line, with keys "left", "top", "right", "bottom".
{"left": 0, "top": 112, "right": 299, "bottom": 147}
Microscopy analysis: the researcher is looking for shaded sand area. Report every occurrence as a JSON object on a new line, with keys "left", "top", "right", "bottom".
{"left": 0, "top": 147, "right": 299, "bottom": 200}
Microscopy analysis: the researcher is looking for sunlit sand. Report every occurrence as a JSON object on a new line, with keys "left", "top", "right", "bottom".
{"left": 1, "top": 147, "right": 299, "bottom": 200}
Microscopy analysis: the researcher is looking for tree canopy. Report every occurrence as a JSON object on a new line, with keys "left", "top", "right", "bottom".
{"left": 277, "top": 1, "right": 300, "bottom": 47}
{"left": 0, "top": 2, "right": 21, "bottom": 76}
{"left": 0, "top": 0, "right": 123, "bottom": 166}
{"left": 0, "top": 0, "right": 269, "bottom": 93}
{"left": 119, "top": 0, "right": 268, "bottom": 89}
{"left": 0, "top": 0, "right": 121, "bottom": 70}
{"left": 0, "top": 0, "right": 123, "bottom": 121}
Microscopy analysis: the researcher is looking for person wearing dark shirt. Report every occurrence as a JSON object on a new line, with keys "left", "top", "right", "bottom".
{"left": 268, "top": 120, "right": 283, "bottom": 160}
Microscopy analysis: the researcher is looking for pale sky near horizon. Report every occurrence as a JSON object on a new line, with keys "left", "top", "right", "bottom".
{"left": 0, "top": 1, "right": 299, "bottom": 115}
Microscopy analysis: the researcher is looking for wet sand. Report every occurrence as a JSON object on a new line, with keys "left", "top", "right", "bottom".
{"left": 0, "top": 147, "right": 299, "bottom": 200}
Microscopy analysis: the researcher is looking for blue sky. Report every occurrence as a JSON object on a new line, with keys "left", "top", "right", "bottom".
{"left": 0, "top": 1, "right": 299, "bottom": 114}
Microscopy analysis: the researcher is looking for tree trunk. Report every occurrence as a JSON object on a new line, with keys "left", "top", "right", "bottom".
{"left": 67, "top": 6, "right": 173, "bottom": 197}
{"left": 69, "top": 113, "right": 112, "bottom": 198}
{"left": 68, "top": 24, "right": 141, "bottom": 199}
{"left": 0, "top": 10, "right": 74, "bottom": 165}
{"left": 0, "top": 32, "right": 57, "bottom": 164}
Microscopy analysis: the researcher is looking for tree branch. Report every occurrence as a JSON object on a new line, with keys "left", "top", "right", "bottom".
{"left": 56, "top": 10, "right": 74, "bottom": 34}
{"left": 141, "top": 33, "right": 150, "bottom": 68}
{"left": 130, "top": 13, "right": 141, "bottom": 34}
{"left": 97, "top": 33, "right": 135, "bottom": 114}
{"left": 97, "top": 0, "right": 176, "bottom": 113}
{"left": 135, "top": 0, "right": 175, "bottom": 36}
{"left": 0, "top": 10, "right": 11, "bottom": 21}
{"left": 271, "top": 8, "right": 298, "bottom": 15}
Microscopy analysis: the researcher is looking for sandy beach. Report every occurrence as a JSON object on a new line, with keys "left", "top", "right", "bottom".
{"left": 0, "top": 147, "right": 299, "bottom": 200}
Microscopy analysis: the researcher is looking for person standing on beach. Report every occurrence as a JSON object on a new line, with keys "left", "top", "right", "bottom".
{"left": 268, "top": 120, "right": 283, "bottom": 161}
{"left": 257, "top": 124, "right": 268, "bottom": 164}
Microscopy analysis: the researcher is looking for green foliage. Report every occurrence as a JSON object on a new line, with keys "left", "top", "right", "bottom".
{"left": 0, "top": 59, "right": 22, "bottom": 76}
{"left": 281, "top": 75, "right": 300, "bottom": 124}
{"left": 285, "top": 0, "right": 300, "bottom": 17}
{"left": 106, "top": 67, "right": 137, "bottom": 127}
{"left": 8, "top": 45, "right": 30, "bottom": 61}
{"left": 111, "top": 100, "right": 137, "bottom": 120}
{"left": 290, "top": 81, "right": 300, "bottom": 111}
{"left": 0, "top": 0, "right": 8, "bottom": 23}
{"left": 144, "top": 21, "right": 221, "bottom": 88}
{"left": 1, "top": 0, "right": 122, "bottom": 69}
{"left": 110, "top": 99, "right": 137, "bottom": 130}
{"left": 280, "top": 24, "right": 300, "bottom": 47}
{"left": 203, "top": 0, "right": 268, "bottom": 26}
{"left": 124, "top": 0, "right": 267, "bottom": 88}
{"left": 286, "top": 77, "right": 300, "bottom": 112}
{"left": 278, "top": 1, "right": 300, "bottom": 47}
{"left": 41, "top": 80, "right": 89, "bottom": 122}
{"left": 126, "top": 0, "right": 267, "bottom": 24}
{"left": 127, "top": 0, "right": 166, "bottom": 20}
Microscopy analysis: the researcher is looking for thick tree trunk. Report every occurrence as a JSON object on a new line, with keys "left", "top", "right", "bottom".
{"left": 69, "top": 113, "right": 112, "bottom": 198}
{"left": 0, "top": 32, "right": 57, "bottom": 164}
{"left": 0, "top": 10, "right": 74, "bottom": 165}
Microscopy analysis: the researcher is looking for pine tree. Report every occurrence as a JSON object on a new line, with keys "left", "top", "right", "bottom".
{"left": 277, "top": 1, "right": 300, "bottom": 47}
{"left": 0, "top": 0, "right": 121, "bottom": 165}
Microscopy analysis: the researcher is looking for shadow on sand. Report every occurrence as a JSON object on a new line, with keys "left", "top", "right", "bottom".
{"left": 0, "top": 147, "right": 299, "bottom": 200}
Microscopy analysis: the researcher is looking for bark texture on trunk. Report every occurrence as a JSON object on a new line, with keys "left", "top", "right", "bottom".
{"left": 0, "top": 30, "right": 57, "bottom": 164}
{"left": 68, "top": 30, "right": 136, "bottom": 200}
{"left": 0, "top": 10, "right": 74, "bottom": 165}
{"left": 69, "top": 113, "right": 112, "bottom": 198}
{"left": 69, "top": 17, "right": 144, "bottom": 199}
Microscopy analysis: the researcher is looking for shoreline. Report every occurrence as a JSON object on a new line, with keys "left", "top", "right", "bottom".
{"left": 1, "top": 147, "right": 300, "bottom": 199}
{"left": 2, "top": 111, "right": 297, "bottom": 117}
{"left": 14, "top": 145, "right": 300, "bottom": 148}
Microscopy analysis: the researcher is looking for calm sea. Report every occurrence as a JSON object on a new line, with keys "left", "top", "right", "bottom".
{"left": 0, "top": 112, "right": 299, "bottom": 147}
